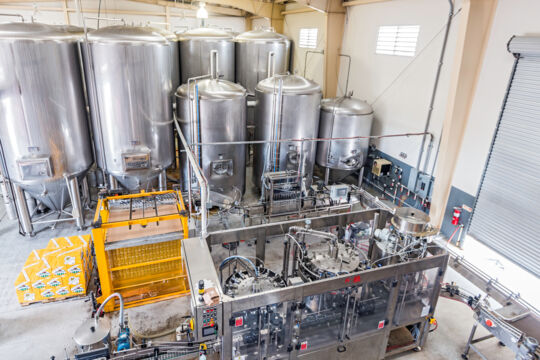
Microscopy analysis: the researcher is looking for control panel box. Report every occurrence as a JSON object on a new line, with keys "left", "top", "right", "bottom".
{"left": 193, "top": 301, "right": 222, "bottom": 341}
{"left": 329, "top": 184, "right": 349, "bottom": 203}
{"left": 182, "top": 238, "right": 223, "bottom": 342}
{"left": 372, "top": 158, "right": 392, "bottom": 177}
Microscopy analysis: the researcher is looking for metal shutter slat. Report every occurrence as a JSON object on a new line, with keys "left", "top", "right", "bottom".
{"left": 468, "top": 37, "right": 540, "bottom": 277}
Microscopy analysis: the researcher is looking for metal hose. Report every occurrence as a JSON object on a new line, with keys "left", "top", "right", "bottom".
{"left": 95, "top": 292, "right": 125, "bottom": 328}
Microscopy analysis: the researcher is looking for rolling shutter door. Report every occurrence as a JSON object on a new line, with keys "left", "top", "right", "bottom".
{"left": 468, "top": 36, "right": 540, "bottom": 277}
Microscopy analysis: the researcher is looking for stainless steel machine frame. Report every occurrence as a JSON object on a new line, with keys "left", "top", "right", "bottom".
{"left": 461, "top": 302, "right": 540, "bottom": 360}
{"left": 182, "top": 209, "right": 449, "bottom": 359}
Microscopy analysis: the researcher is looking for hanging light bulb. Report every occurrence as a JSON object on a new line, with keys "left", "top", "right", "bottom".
{"left": 196, "top": 2, "right": 208, "bottom": 19}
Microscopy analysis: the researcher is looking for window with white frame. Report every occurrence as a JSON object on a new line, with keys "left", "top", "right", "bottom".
{"left": 299, "top": 28, "right": 318, "bottom": 49}
{"left": 376, "top": 25, "right": 420, "bottom": 57}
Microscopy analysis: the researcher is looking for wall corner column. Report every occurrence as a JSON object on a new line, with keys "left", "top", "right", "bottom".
{"left": 271, "top": 4, "right": 285, "bottom": 33}
{"left": 430, "top": 0, "right": 498, "bottom": 227}
{"left": 324, "top": 0, "right": 346, "bottom": 97}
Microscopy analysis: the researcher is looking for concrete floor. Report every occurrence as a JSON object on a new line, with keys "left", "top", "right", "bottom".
{"left": 0, "top": 199, "right": 515, "bottom": 359}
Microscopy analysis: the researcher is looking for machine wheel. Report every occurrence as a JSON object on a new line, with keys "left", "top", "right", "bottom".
{"left": 413, "top": 346, "right": 421, "bottom": 352}
{"left": 461, "top": 354, "right": 469, "bottom": 359}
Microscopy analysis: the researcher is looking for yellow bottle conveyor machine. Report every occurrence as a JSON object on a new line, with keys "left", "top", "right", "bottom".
{"left": 92, "top": 190, "right": 190, "bottom": 311}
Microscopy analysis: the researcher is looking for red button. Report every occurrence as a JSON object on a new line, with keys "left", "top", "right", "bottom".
{"left": 300, "top": 341, "right": 308, "bottom": 350}
{"left": 353, "top": 275, "right": 361, "bottom": 283}
{"left": 485, "top": 319, "right": 494, "bottom": 327}
{"left": 235, "top": 317, "right": 243, "bottom": 327}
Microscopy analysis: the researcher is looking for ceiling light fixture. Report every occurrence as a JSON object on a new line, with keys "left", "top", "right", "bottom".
{"left": 196, "top": 2, "right": 208, "bottom": 19}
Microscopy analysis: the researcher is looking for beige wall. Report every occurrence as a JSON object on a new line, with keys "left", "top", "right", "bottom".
{"left": 0, "top": 0, "right": 246, "bottom": 33}
{"left": 251, "top": 16, "right": 270, "bottom": 30}
{"left": 283, "top": 7, "right": 326, "bottom": 89}
{"left": 337, "top": 0, "right": 540, "bottom": 197}
{"left": 451, "top": 0, "right": 540, "bottom": 195}
{"left": 338, "top": 0, "right": 461, "bottom": 173}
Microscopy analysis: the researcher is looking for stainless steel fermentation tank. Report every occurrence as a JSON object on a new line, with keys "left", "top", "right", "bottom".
{"left": 176, "top": 52, "right": 247, "bottom": 205}
{"left": 235, "top": 29, "right": 290, "bottom": 95}
{"left": 316, "top": 95, "right": 373, "bottom": 182}
{"left": 0, "top": 22, "right": 92, "bottom": 236}
{"left": 178, "top": 27, "right": 234, "bottom": 83}
{"left": 253, "top": 75, "right": 322, "bottom": 189}
{"left": 84, "top": 26, "right": 179, "bottom": 191}
{"left": 235, "top": 29, "right": 291, "bottom": 128}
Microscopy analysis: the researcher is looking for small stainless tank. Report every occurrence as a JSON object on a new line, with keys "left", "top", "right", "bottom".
{"left": 84, "top": 26, "right": 179, "bottom": 191}
{"left": 178, "top": 27, "right": 235, "bottom": 83}
{"left": 253, "top": 75, "right": 322, "bottom": 188}
{"left": 235, "top": 29, "right": 291, "bottom": 95}
{"left": 316, "top": 95, "right": 373, "bottom": 174}
{"left": 176, "top": 53, "right": 247, "bottom": 205}
{"left": 0, "top": 22, "right": 92, "bottom": 235}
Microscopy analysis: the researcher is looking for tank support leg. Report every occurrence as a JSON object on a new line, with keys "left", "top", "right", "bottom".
{"left": 13, "top": 184, "right": 34, "bottom": 236}
{"left": 82, "top": 176, "right": 90, "bottom": 207}
{"left": 325, "top": 167, "right": 330, "bottom": 185}
{"left": 358, "top": 166, "right": 365, "bottom": 188}
{"left": 109, "top": 174, "right": 118, "bottom": 190}
{"left": 68, "top": 177, "right": 85, "bottom": 231}
{"left": 25, "top": 190, "right": 36, "bottom": 216}
{"left": 0, "top": 175, "right": 17, "bottom": 220}
{"left": 158, "top": 169, "right": 167, "bottom": 191}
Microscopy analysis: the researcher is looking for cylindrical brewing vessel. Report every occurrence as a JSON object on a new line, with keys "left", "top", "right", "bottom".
{"left": 176, "top": 54, "right": 247, "bottom": 204}
{"left": 0, "top": 23, "right": 92, "bottom": 233}
{"left": 235, "top": 29, "right": 290, "bottom": 95}
{"left": 253, "top": 75, "right": 322, "bottom": 188}
{"left": 84, "top": 26, "right": 179, "bottom": 190}
{"left": 316, "top": 96, "right": 373, "bottom": 173}
{"left": 178, "top": 27, "right": 234, "bottom": 83}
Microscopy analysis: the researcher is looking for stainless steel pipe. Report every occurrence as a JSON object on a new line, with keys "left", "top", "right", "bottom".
{"left": 13, "top": 184, "right": 33, "bottom": 236}
{"left": 67, "top": 177, "right": 84, "bottom": 230}
{"left": 190, "top": 131, "right": 431, "bottom": 147}
{"left": 0, "top": 175, "right": 17, "bottom": 220}
{"left": 174, "top": 116, "right": 209, "bottom": 239}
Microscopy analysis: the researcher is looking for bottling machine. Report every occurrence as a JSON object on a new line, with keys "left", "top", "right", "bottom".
{"left": 75, "top": 207, "right": 447, "bottom": 360}
{"left": 181, "top": 208, "right": 448, "bottom": 360}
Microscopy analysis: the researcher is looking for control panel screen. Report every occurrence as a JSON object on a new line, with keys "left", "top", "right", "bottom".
{"left": 202, "top": 326, "right": 215, "bottom": 337}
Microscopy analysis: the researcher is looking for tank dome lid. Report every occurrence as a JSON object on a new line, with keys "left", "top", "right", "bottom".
{"left": 52, "top": 25, "right": 85, "bottom": 35}
{"left": 0, "top": 22, "right": 82, "bottom": 41}
{"left": 87, "top": 26, "right": 176, "bottom": 44}
{"left": 321, "top": 97, "right": 373, "bottom": 115}
{"left": 178, "top": 27, "right": 233, "bottom": 40}
{"left": 256, "top": 75, "right": 321, "bottom": 95}
{"left": 235, "top": 29, "right": 289, "bottom": 42}
{"left": 176, "top": 79, "right": 246, "bottom": 100}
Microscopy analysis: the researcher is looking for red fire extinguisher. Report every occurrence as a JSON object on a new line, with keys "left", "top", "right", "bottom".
{"left": 451, "top": 207, "right": 462, "bottom": 225}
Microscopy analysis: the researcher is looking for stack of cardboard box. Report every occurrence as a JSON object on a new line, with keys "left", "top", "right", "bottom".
{"left": 14, "top": 235, "right": 94, "bottom": 305}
